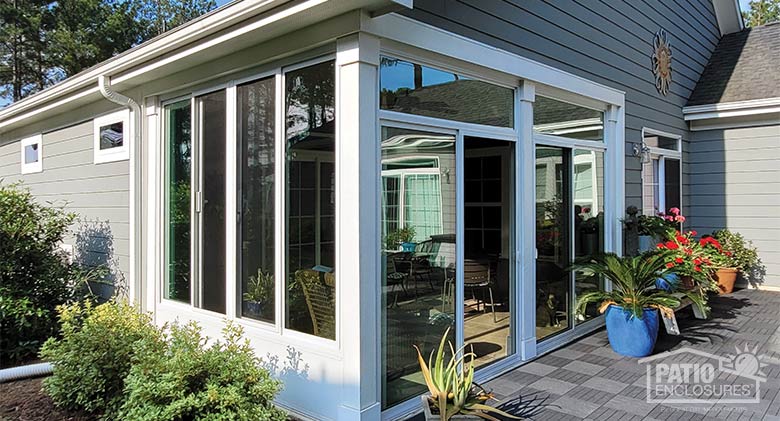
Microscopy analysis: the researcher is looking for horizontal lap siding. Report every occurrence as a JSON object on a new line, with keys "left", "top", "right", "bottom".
{"left": 688, "top": 125, "right": 780, "bottom": 287}
{"left": 0, "top": 120, "right": 130, "bottom": 291}
{"left": 401, "top": 0, "right": 720, "bottom": 211}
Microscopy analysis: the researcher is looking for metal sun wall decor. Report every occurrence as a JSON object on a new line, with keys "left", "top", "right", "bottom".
{"left": 652, "top": 29, "right": 673, "bottom": 96}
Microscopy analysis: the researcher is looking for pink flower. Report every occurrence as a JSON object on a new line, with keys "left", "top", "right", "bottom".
{"left": 665, "top": 216, "right": 674, "bottom": 221}
{"left": 675, "top": 215, "right": 686, "bottom": 223}
{"left": 669, "top": 207, "right": 680, "bottom": 216}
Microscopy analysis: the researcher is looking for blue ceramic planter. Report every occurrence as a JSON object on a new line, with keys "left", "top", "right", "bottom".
{"left": 655, "top": 272, "right": 680, "bottom": 292}
{"left": 401, "top": 242, "right": 416, "bottom": 252}
{"left": 605, "top": 305, "right": 659, "bottom": 357}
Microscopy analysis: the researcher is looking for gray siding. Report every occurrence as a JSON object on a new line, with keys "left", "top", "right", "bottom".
{"left": 688, "top": 125, "right": 780, "bottom": 288}
{"left": 401, "top": 0, "right": 721, "bottom": 211}
{"left": 0, "top": 119, "right": 130, "bottom": 294}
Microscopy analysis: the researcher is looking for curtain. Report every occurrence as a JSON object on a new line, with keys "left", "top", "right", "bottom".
{"left": 404, "top": 174, "right": 442, "bottom": 242}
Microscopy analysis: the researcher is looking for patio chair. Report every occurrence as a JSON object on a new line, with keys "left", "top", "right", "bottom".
{"left": 296, "top": 269, "right": 336, "bottom": 340}
{"left": 463, "top": 259, "right": 497, "bottom": 323}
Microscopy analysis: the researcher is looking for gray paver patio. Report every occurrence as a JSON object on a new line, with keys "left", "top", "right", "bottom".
{"left": 408, "top": 289, "right": 780, "bottom": 420}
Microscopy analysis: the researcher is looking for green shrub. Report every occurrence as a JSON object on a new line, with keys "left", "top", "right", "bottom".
{"left": 118, "top": 321, "right": 286, "bottom": 421}
{"left": 40, "top": 300, "right": 163, "bottom": 416}
{"left": 713, "top": 229, "right": 765, "bottom": 283}
{"left": 0, "top": 182, "right": 87, "bottom": 363}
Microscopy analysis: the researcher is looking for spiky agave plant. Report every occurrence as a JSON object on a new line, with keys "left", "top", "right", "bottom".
{"left": 572, "top": 252, "right": 709, "bottom": 319}
{"left": 414, "top": 328, "right": 520, "bottom": 421}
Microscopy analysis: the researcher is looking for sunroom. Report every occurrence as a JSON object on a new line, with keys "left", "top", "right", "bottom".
{"left": 142, "top": 8, "right": 625, "bottom": 421}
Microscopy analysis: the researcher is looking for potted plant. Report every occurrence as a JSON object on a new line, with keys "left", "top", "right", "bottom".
{"left": 713, "top": 229, "right": 763, "bottom": 287}
{"left": 699, "top": 235, "right": 738, "bottom": 294}
{"left": 632, "top": 207, "right": 685, "bottom": 252}
{"left": 572, "top": 252, "right": 707, "bottom": 357}
{"left": 242, "top": 268, "right": 273, "bottom": 317}
{"left": 386, "top": 226, "right": 417, "bottom": 252}
{"left": 655, "top": 230, "right": 717, "bottom": 293}
{"left": 415, "top": 328, "right": 519, "bottom": 420}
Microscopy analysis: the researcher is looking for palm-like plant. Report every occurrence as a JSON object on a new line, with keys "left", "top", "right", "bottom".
{"left": 573, "top": 252, "right": 709, "bottom": 320}
{"left": 414, "top": 328, "right": 519, "bottom": 421}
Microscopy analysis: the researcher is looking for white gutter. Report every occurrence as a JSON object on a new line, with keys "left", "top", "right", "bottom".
{"left": 683, "top": 97, "right": 780, "bottom": 120}
{"left": 98, "top": 75, "right": 140, "bottom": 305}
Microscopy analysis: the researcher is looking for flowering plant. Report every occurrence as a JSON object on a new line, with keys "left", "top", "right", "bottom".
{"left": 635, "top": 207, "right": 685, "bottom": 237}
{"left": 655, "top": 230, "right": 717, "bottom": 292}
{"left": 699, "top": 235, "right": 735, "bottom": 269}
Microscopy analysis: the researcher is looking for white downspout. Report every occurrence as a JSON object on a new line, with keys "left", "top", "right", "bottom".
{"left": 98, "top": 75, "right": 142, "bottom": 306}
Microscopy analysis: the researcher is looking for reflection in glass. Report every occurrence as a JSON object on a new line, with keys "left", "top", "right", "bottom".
{"left": 164, "top": 100, "right": 191, "bottom": 303}
{"left": 24, "top": 144, "right": 39, "bottom": 164}
{"left": 238, "top": 77, "right": 275, "bottom": 323}
{"left": 380, "top": 56, "right": 513, "bottom": 127}
{"left": 198, "top": 91, "right": 227, "bottom": 314}
{"left": 664, "top": 158, "right": 681, "bottom": 211}
{"left": 642, "top": 157, "right": 661, "bottom": 215}
{"left": 99, "top": 122, "right": 124, "bottom": 149}
{"left": 464, "top": 137, "right": 514, "bottom": 369}
{"left": 644, "top": 134, "right": 679, "bottom": 151}
{"left": 573, "top": 150, "right": 605, "bottom": 320}
{"left": 534, "top": 96, "right": 603, "bottom": 141}
{"left": 285, "top": 61, "right": 336, "bottom": 339}
{"left": 381, "top": 126, "right": 455, "bottom": 408}
{"left": 535, "top": 146, "right": 570, "bottom": 340}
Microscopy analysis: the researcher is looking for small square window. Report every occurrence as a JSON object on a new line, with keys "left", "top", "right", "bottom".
{"left": 93, "top": 110, "right": 130, "bottom": 163}
{"left": 20, "top": 134, "right": 43, "bottom": 174}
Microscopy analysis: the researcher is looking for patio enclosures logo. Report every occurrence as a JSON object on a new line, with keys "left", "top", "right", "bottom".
{"left": 640, "top": 345, "right": 769, "bottom": 404}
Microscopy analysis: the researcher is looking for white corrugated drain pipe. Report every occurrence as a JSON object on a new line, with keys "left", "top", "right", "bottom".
{"left": 98, "top": 75, "right": 141, "bottom": 306}
{"left": 0, "top": 362, "right": 53, "bottom": 383}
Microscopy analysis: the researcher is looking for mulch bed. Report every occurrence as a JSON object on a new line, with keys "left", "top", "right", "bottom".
{"left": 0, "top": 377, "right": 95, "bottom": 421}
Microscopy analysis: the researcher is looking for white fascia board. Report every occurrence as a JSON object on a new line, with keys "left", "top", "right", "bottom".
{"left": 361, "top": 13, "right": 625, "bottom": 107}
{"left": 0, "top": 0, "right": 406, "bottom": 133}
{"left": 712, "top": 0, "right": 744, "bottom": 35}
{"left": 683, "top": 97, "right": 780, "bottom": 121}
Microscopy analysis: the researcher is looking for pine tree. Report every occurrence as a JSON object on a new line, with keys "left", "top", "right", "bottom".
{"left": 742, "top": 0, "right": 780, "bottom": 27}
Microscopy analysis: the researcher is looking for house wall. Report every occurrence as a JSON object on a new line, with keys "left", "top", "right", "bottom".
{"left": 0, "top": 117, "right": 131, "bottom": 295}
{"left": 400, "top": 0, "right": 722, "bottom": 214}
{"left": 687, "top": 124, "right": 780, "bottom": 289}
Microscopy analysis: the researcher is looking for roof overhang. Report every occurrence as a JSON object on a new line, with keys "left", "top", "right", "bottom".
{"left": 683, "top": 97, "right": 780, "bottom": 120}
{"left": 0, "top": 0, "right": 411, "bottom": 134}
{"left": 712, "top": 0, "right": 745, "bottom": 35}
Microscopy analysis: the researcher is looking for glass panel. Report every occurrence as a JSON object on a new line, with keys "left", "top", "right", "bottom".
{"left": 642, "top": 157, "right": 660, "bottom": 215}
{"left": 198, "top": 91, "right": 227, "bottom": 314}
{"left": 238, "top": 77, "right": 275, "bottom": 323}
{"left": 535, "top": 146, "right": 571, "bottom": 340}
{"left": 381, "top": 126, "right": 455, "bottom": 409}
{"left": 644, "top": 134, "right": 679, "bottom": 151}
{"left": 99, "top": 122, "right": 124, "bottom": 150}
{"left": 24, "top": 144, "right": 39, "bottom": 164}
{"left": 164, "top": 100, "right": 192, "bottom": 303}
{"left": 464, "top": 137, "right": 514, "bottom": 369}
{"left": 534, "top": 96, "right": 604, "bottom": 141}
{"left": 285, "top": 61, "right": 336, "bottom": 339}
{"left": 574, "top": 150, "right": 605, "bottom": 321}
{"left": 380, "top": 56, "right": 513, "bottom": 127}
{"left": 664, "top": 158, "right": 681, "bottom": 211}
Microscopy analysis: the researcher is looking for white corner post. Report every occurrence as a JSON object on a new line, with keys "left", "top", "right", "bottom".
{"left": 336, "top": 31, "right": 382, "bottom": 420}
{"left": 517, "top": 80, "right": 537, "bottom": 360}
{"left": 144, "top": 96, "right": 160, "bottom": 314}
{"left": 604, "top": 104, "right": 624, "bottom": 260}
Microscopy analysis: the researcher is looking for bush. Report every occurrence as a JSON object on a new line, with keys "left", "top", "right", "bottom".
{"left": 713, "top": 229, "right": 765, "bottom": 283}
{"left": 0, "top": 182, "right": 87, "bottom": 363}
{"left": 118, "top": 321, "right": 286, "bottom": 421}
{"left": 40, "top": 300, "right": 163, "bottom": 416}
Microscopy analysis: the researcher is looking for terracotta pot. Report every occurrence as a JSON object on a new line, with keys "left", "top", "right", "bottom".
{"left": 713, "top": 268, "right": 738, "bottom": 294}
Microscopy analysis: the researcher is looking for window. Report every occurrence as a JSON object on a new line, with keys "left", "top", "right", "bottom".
{"left": 380, "top": 56, "right": 514, "bottom": 127}
{"left": 93, "top": 110, "right": 130, "bottom": 163}
{"left": 238, "top": 76, "right": 276, "bottom": 323}
{"left": 534, "top": 96, "right": 604, "bottom": 141}
{"left": 20, "top": 134, "right": 43, "bottom": 174}
{"left": 285, "top": 60, "right": 336, "bottom": 340}
{"left": 163, "top": 100, "right": 192, "bottom": 303}
{"left": 641, "top": 129, "right": 682, "bottom": 216}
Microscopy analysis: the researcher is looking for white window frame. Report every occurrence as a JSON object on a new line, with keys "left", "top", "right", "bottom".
{"left": 93, "top": 109, "right": 131, "bottom": 163}
{"left": 641, "top": 127, "right": 682, "bottom": 215}
{"left": 20, "top": 134, "right": 43, "bottom": 174}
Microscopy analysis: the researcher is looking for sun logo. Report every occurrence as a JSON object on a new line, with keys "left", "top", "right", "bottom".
{"left": 652, "top": 29, "right": 672, "bottom": 96}
{"left": 722, "top": 344, "right": 770, "bottom": 379}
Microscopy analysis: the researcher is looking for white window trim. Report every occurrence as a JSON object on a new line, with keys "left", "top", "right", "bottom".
{"left": 640, "top": 127, "right": 683, "bottom": 215}
{"left": 93, "top": 109, "right": 131, "bottom": 163}
{"left": 20, "top": 134, "right": 43, "bottom": 174}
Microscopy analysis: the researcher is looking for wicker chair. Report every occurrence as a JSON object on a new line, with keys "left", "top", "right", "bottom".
{"left": 295, "top": 269, "right": 336, "bottom": 340}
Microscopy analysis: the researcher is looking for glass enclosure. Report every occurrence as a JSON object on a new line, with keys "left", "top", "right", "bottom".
{"left": 534, "top": 96, "right": 604, "bottom": 141}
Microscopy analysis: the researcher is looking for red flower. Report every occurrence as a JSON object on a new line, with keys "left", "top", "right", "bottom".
{"left": 665, "top": 241, "right": 679, "bottom": 250}
{"left": 684, "top": 248, "right": 693, "bottom": 255}
{"left": 675, "top": 235, "right": 689, "bottom": 245}
{"left": 693, "top": 258, "right": 702, "bottom": 265}
{"left": 725, "top": 251, "right": 733, "bottom": 257}
{"left": 666, "top": 263, "right": 675, "bottom": 268}
{"left": 675, "top": 257, "right": 683, "bottom": 263}
{"left": 690, "top": 230, "right": 697, "bottom": 236}
{"left": 694, "top": 266, "right": 702, "bottom": 272}
{"left": 657, "top": 243, "right": 666, "bottom": 249}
